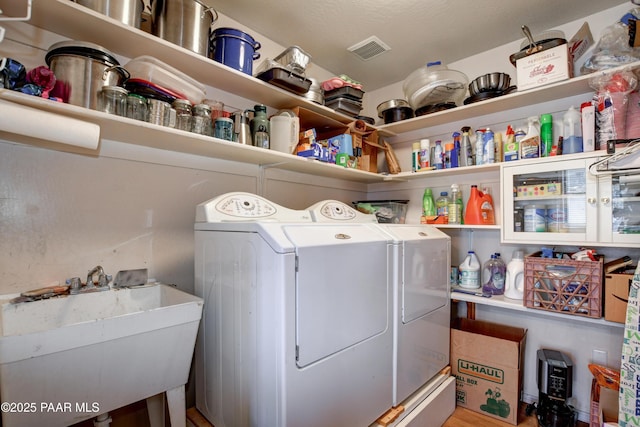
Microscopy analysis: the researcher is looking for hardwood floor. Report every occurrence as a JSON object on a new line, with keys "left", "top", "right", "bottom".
{"left": 443, "top": 404, "right": 589, "bottom": 427}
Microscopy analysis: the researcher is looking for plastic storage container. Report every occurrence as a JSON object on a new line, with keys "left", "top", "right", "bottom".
{"left": 124, "top": 56, "right": 206, "bottom": 105}
{"left": 402, "top": 61, "right": 469, "bottom": 110}
{"left": 352, "top": 200, "right": 409, "bottom": 224}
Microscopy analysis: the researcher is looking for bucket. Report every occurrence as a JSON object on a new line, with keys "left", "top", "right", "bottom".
{"left": 75, "top": 0, "right": 144, "bottom": 29}
{"left": 46, "top": 40, "right": 130, "bottom": 110}
{"left": 210, "top": 28, "right": 261, "bottom": 75}
{"left": 151, "top": 0, "right": 218, "bottom": 57}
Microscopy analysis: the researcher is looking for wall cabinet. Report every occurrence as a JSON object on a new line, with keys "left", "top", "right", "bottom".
{"left": 501, "top": 154, "right": 640, "bottom": 248}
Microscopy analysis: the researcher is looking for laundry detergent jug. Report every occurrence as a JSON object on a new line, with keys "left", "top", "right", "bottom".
{"left": 504, "top": 250, "right": 525, "bottom": 300}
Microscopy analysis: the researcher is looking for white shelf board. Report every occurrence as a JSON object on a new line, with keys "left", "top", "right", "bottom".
{"left": 28, "top": 0, "right": 392, "bottom": 135}
{"left": 378, "top": 61, "right": 640, "bottom": 135}
{"left": 451, "top": 288, "right": 624, "bottom": 328}
{"left": 0, "top": 90, "right": 387, "bottom": 183}
{"left": 436, "top": 224, "right": 501, "bottom": 230}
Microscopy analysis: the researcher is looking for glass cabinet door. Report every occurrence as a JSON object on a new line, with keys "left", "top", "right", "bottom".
{"left": 502, "top": 158, "right": 598, "bottom": 243}
{"left": 599, "top": 172, "right": 640, "bottom": 244}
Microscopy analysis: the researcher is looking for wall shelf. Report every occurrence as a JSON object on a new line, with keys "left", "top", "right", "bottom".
{"left": 378, "top": 61, "right": 640, "bottom": 135}
{"left": 451, "top": 289, "right": 624, "bottom": 328}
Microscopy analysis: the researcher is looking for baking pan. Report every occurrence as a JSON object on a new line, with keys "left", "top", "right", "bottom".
{"left": 256, "top": 67, "right": 311, "bottom": 94}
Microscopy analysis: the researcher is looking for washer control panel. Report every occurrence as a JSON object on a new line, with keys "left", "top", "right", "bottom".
{"left": 196, "top": 192, "right": 312, "bottom": 222}
{"left": 308, "top": 200, "right": 377, "bottom": 223}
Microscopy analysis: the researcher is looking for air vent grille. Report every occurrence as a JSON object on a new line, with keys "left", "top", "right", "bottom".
{"left": 347, "top": 36, "right": 391, "bottom": 61}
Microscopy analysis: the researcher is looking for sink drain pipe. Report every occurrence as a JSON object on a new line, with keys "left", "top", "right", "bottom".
{"left": 94, "top": 413, "right": 112, "bottom": 427}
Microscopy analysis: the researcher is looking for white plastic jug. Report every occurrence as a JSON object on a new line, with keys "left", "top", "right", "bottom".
{"left": 459, "top": 250, "right": 481, "bottom": 289}
{"left": 270, "top": 115, "right": 300, "bottom": 154}
{"left": 504, "top": 250, "right": 525, "bottom": 300}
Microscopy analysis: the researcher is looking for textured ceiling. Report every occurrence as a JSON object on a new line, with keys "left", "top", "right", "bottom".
{"left": 207, "top": 0, "right": 630, "bottom": 91}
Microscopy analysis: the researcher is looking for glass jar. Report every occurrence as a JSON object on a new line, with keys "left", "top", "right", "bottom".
{"left": 98, "top": 85, "right": 128, "bottom": 116}
{"left": 147, "top": 99, "right": 171, "bottom": 126}
{"left": 126, "top": 94, "right": 147, "bottom": 121}
{"left": 172, "top": 99, "right": 193, "bottom": 132}
{"left": 192, "top": 103, "right": 213, "bottom": 136}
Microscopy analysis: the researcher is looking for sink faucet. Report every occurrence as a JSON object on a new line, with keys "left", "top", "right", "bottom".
{"left": 86, "top": 265, "right": 110, "bottom": 290}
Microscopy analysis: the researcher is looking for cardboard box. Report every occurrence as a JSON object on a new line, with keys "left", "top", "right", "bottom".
{"left": 516, "top": 44, "right": 573, "bottom": 91}
{"left": 589, "top": 364, "right": 620, "bottom": 427}
{"left": 604, "top": 271, "right": 634, "bottom": 323}
{"left": 451, "top": 318, "right": 527, "bottom": 425}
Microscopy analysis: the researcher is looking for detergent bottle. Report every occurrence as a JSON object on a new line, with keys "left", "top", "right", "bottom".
{"left": 464, "top": 185, "right": 495, "bottom": 225}
{"left": 504, "top": 250, "right": 525, "bottom": 300}
{"left": 482, "top": 253, "right": 506, "bottom": 295}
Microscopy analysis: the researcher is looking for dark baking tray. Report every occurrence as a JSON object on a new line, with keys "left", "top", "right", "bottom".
{"left": 324, "top": 86, "right": 365, "bottom": 101}
{"left": 256, "top": 68, "right": 312, "bottom": 95}
{"left": 325, "top": 97, "right": 363, "bottom": 117}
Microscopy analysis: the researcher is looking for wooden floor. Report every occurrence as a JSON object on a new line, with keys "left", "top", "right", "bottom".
{"left": 443, "top": 403, "right": 589, "bottom": 427}
{"left": 188, "top": 404, "right": 589, "bottom": 427}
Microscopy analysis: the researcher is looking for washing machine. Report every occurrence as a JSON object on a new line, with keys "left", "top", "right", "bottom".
{"left": 194, "top": 192, "right": 394, "bottom": 427}
{"left": 308, "top": 201, "right": 452, "bottom": 416}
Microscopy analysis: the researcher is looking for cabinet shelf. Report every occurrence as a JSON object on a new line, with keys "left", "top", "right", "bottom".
{"left": 514, "top": 194, "right": 584, "bottom": 202}
{"left": 451, "top": 290, "right": 624, "bottom": 328}
{"left": 27, "top": 0, "right": 393, "bottom": 134}
{"left": 435, "top": 224, "right": 500, "bottom": 230}
{"left": 378, "top": 61, "right": 640, "bottom": 135}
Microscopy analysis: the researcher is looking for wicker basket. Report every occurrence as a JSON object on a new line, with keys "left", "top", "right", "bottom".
{"left": 524, "top": 251, "right": 603, "bottom": 318}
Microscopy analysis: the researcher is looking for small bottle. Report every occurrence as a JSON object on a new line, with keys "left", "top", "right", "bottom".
{"left": 436, "top": 191, "right": 450, "bottom": 223}
{"left": 412, "top": 142, "right": 421, "bottom": 172}
{"left": 503, "top": 125, "right": 518, "bottom": 161}
{"left": 444, "top": 143, "right": 454, "bottom": 168}
{"left": 494, "top": 131, "right": 503, "bottom": 162}
{"left": 475, "top": 129, "right": 484, "bottom": 165}
{"left": 563, "top": 106, "right": 584, "bottom": 154}
{"left": 483, "top": 128, "right": 495, "bottom": 164}
{"left": 422, "top": 188, "right": 436, "bottom": 217}
{"left": 192, "top": 103, "right": 213, "bottom": 136}
{"left": 434, "top": 140, "right": 444, "bottom": 169}
{"left": 540, "top": 113, "right": 553, "bottom": 157}
{"left": 520, "top": 116, "right": 540, "bottom": 159}
{"left": 250, "top": 104, "right": 270, "bottom": 146}
{"left": 461, "top": 126, "right": 473, "bottom": 167}
{"left": 448, "top": 184, "right": 463, "bottom": 225}
{"left": 452, "top": 132, "right": 460, "bottom": 168}
{"left": 419, "top": 139, "right": 430, "bottom": 169}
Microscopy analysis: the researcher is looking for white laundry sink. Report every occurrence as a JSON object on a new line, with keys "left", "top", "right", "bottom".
{"left": 0, "top": 283, "right": 203, "bottom": 427}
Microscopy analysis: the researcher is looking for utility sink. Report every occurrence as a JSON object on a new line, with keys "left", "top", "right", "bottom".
{"left": 0, "top": 283, "right": 203, "bottom": 427}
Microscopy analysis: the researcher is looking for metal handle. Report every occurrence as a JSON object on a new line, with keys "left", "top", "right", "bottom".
{"left": 601, "top": 197, "right": 611, "bottom": 204}
{"left": 587, "top": 197, "right": 597, "bottom": 204}
{"left": 102, "top": 65, "right": 130, "bottom": 82}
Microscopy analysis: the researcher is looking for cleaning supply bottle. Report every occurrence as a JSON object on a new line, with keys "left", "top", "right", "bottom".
{"left": 504, "top": 250, "right": 525, "bottom": 300}
{"left": 464, "top": 185, "right": 495, "bottom": 225}
{"left": 520, "top": 116, "right": 540, "bottom": 159}
{"left": 460, "top": 127, "right": 473, "bottom": 167}
{"left": 433, "top": 140, "right": 444, "bottom": 169}
{"left": 482, "top": 253, "right": 506, "bottom": 295}
{"left": 475, "top": 129, "right": 484, "bottom": 165}
{"left": 563, "top": 106, "right": 583, "bottom": 154}
{"left": 459, "top": 250, "right": 481, "bottom": 289}
{"left": 422, "top": 188, "right": 436, "bottom": 217}
{"left": 419, "top": 139, "right": 430, "bottom": 169}
{"left": 451, "top": 132, "right": 460, "bottom": 168}
{"left": 503, "top": 125, "right": 519, "bottom": 161}
{"left": 540, "top": 113, "right": 553, "bottom": 157}
{"left": 448, "top": 183, "right": 463, "bottom": 225}
{"left": 436, "top": 191, "right": 450, "bottom": 223}
{"left": 412, "top": 142, "right": 421, "bottom": 172}
{"left": 483, "top": 127, "right": 495, "bottom": 164}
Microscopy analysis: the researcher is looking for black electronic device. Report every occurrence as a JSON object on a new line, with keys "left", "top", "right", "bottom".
{"left": 535, "top": 349, "right": 577, "bottom": 427}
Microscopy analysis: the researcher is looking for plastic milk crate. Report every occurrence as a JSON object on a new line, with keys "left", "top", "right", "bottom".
{"left": 523, "top": 251, "right": 603, "bottom": 318}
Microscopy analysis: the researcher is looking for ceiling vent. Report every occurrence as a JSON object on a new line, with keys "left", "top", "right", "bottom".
{"left": 347, "top": 36, "right": 391, "bottom": 61}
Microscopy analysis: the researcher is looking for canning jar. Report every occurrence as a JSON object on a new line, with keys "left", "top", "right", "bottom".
{"left": 147, "top": 99, "right": 172, "bottom": 126}
{"left": 192, "top": 103, "right": 213, "bottom": 136}
{"left": 98, "top": 85, "right": 128, "bottom": 116}
{"left": 126, "top": 94, "right": 148, "bottom": 121}
{"left": 173, "top": 99, "right": 193, "bottom": 132}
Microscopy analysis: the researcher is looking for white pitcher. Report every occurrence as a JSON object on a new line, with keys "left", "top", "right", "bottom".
{"left": 270, "top": 114, "right": 300, "bottom": 154}
{"left": 504, "top": 250, "right": 525, "bottom": 300}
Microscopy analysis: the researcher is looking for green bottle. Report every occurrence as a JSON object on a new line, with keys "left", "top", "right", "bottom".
{"left": 422, "top": 188, "right": 436, "bottom": 217}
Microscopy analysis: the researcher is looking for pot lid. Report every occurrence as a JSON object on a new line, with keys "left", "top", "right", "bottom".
{"left": 376, "top": 99, "right": 411, "bottom": 117}
{"left": 45, "top": 40, "right": 121, "bottom": 66}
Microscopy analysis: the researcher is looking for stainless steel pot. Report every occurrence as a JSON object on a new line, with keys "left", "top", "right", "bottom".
{"left": 74, "top": 0, "right": 144, "bottom": 29}
{"left": 46, "top": 41, "right": 130, "bottom": 110}
{"left": 151, "top": 0, "right": 218, "bottom": 57}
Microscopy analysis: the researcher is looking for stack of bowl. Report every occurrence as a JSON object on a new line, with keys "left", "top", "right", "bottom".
{"left": 464, "top": 72, "right": 515, "bottom": 104}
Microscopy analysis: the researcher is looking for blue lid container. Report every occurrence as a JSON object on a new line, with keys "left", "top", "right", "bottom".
{"left": 210, "top": 28, "right": 261, "bottom": 75}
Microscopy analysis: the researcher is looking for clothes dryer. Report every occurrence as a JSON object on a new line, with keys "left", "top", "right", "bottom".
{"left": 194, "top": 192, "right": 394, "bottom": 427}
